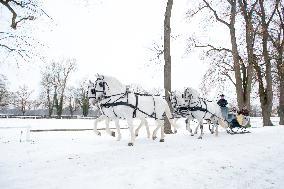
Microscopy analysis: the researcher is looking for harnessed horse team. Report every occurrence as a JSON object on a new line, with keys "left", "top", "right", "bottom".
{"left": 88, "top": 74, "right": 249, "bottom": 146}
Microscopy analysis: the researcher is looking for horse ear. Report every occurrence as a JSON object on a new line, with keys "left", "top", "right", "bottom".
{"left": 96, "top": 73, "right": 100, "bottom": 78}
{"left": 89, "top": 80, "right": 93, "bottom": 86}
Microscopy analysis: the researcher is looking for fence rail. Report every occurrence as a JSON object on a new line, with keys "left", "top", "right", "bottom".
{"left": 0, "top": 114, "right": 97, "bottom": 119}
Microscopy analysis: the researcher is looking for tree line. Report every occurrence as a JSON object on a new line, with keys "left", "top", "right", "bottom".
{"left": 185, "top": 0, "right": 284, "bottom": 126}
{"left": 1, "top": 0, "right": 284, "bottom": 126}
{"left": 0, "top": 59, "right": 90, "bottom": 118}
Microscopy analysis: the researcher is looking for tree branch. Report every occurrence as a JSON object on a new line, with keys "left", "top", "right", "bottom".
{"left": 202, "top": 0, "right": 230, "bottom": 27}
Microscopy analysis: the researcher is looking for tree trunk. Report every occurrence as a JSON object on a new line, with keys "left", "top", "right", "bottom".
{"left": 164, "top": 0, "right": 173, "bottom": 134}
{"left": 257, "top": 0, "right": 274, "bottom": 126}
{"left": 278, "top": 58, "right": 284, "bottom": 125}
{"left": 47, "top": 88, "right": 53, "bottom": 118}
{"left": 82, "top": 97, "right": 89, "bottom": 117}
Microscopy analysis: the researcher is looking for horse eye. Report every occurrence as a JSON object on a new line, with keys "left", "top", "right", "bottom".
{"left": 99, "top": 82, "right": 104, "bottom": 87}
{"left": 91, "top": 89, "right": 95, "bottom": 94}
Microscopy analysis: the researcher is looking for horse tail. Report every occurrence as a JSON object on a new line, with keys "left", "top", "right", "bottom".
{"left": 164, "top": 101, "right": 180, "bottom": 129}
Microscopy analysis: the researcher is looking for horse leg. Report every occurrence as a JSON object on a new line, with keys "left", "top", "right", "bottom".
{"left": 144, "top": 118, "right": 151, "bottom": 139}
{"left": 160, "top": 121, "right": 165, "bottom": 142}
{"left": 197, "top": 122, "right": 204, "bottom": 139}
{"left": 105, "top": 118, "right": 115, "bottom": 137}
{"left": 186, "top": 117, "right": 194, "bottom": 136}
{"left": 152, "top": 120, "right": 161, "bottom": 140}
{"left": 114, "top": 119, "right": 121, "bottom": 141}
{"left": 194, "top": 122, "right": 199, "bottom": 134}
{"left": 135, "top": 118, "right": 149, "bottom": 138}
{"left": 173, "top": 118, "right": 178, "bottom": 134}
{"left": 127, "top": 119, "right": 135, "bottom": 146}
{"left": 134, "top": 120, "right": 143, "bottom": 137}
{"left": 93, "top": 115, "right": 104, "bottom": 136}
{"left": 215, "top": 122, "right": 219, "bottom": 136}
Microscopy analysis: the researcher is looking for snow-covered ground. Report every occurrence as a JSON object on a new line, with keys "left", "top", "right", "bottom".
{"left": 0, "top": 118, "right": 284, "bottom": 189}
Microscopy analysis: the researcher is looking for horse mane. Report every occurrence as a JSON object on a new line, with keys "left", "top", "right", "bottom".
{"left": 98, "top": 75, "right": 126, "bottom": 95}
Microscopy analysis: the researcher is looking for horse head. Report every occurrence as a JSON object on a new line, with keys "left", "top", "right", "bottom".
{"left": 184, "top": 87, "right": 200, "bottom": 104}
{"left": 88, "top": 74, "right": 126, "bottom": 103}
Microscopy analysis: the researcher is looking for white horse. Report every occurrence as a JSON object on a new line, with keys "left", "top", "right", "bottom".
{"left": 88, "top": 88, "right": 151, "bottom": 141}
{"left": 88, "top": 75, "right": 178, "bottom": 146}
{"left": 171, "top": 88, "right": 228, "bottom": 139}
{"left": 169, "top": 91, "right": 213, "bottom": 136}
{"left": 183, "top": 87, "right": 228, "bottom": 139}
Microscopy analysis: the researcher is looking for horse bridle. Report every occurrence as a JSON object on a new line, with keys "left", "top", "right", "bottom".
{"left": 88, "top": 78, "right": 109, "bottom": 101}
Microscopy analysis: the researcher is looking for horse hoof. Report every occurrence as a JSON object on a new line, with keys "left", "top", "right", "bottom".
{"left": 159, "top": 139, "right": 165, "bottom": 142}
{"left": 128, "top": 143, "right": 133, "bottom": 146}
{"left": 191, "top": 134, "right": 194, "bottom": 136}
{"left": 135, "top": 134, "right": 138, "bottom": 137}
{"left": 174, "top": 130, "right": 177, "bottom": 134}
{"left": 152, "top": 136, "right": 157, "bottom": 140}
{"left": 97, "top": 132, "right": 101, "bottom": 136}
{"left": 198, "top": 137, "right": 202, "bottom": 139}
{"left": 111, "top": 131, "right": 115, "bottom": 137}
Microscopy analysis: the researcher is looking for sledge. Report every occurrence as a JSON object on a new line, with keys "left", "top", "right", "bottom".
{"left": 226, "top": 113, "right": 251, "bottom": 135}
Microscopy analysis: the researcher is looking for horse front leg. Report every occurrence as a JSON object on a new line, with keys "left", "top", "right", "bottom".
{"left": 93, "top": 115, "right": 105, "bottom": 136}
{"left": 104, "top": 118, "right": 115, "bottom": 137}
{"left": 185, "top": 117, "right": 194, "bottom": 136}
{"left": 198, "top": 123, "right": 204, "bottom": 139}
{"left": 194, "top": 122, "right": 199, "bottom": 135}
{"left": 114, "top": 119, "right": 121, "bottom": 141}
{"left": 144, "top": 118, "right": 151, "bottom": 139}
{"left": 159, "top": 120, "right": 165, "bottom": 142}
{"left": 152, "top": 120, "right": 161, "bottom": 141}
{"left": 135, "top": 118, "right": 149, "bottom": 138}
{"left": 127, "top": 119, "right": 135, "bottom": 146}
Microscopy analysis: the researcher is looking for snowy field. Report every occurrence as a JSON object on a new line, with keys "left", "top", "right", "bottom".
{"left": 0, "top": 118, "right": 284, "bottom": 189}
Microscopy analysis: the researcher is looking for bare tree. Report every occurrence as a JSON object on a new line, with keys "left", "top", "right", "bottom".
{"left": 40, "top": 69, "right": 54, "bottom": 117}
{"left": 0, "top": 0, "right": 49, "bottom": 61}
{"left": 75, "top": 79, "right": 89, "bottom": 117}
{"left": 163, "top": 0, "right": 174, "bottom": 134}
{"left": 40, "top": 58, "right": 77, "bottom": 118}
{"left": 251, "top": 0, "right": 280, "bottom": 126}
{"left": 66, "top": 87, "right": 79, "bottom": 117}
{"left": 188, "top": 0, "right": 255, "bottom": 111}
{"left": 13, "top": 85, "right": 33, "bottom": 115}
{"left": 0, "top": 74, "right": 10, "bottom": 110}
{"left": 269, "top": 2, "right": 284, "bottom": 125}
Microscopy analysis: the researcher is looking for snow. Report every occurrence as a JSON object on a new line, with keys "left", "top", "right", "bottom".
{"left": 1, "top": 118, "right": 284, "bottom": 189}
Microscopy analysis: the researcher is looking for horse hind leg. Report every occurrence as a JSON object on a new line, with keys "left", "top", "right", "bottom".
{"left": 172, "top": 118, "right": 178, "bottom": 134}
{"left": 215, "top": 123, "right": 219, "bottom": 136}
{"left": 185, "top": 118, "right": 194, "bottom": 136}
{"left": 160, "top": 123, "right": 165, "bottom": 142}
{"left": 127, "top": 119, "right": 135, "bottom": 146}
{"left": 197, "top": 123, "right": 204, "bottom": 139}
{"left": 114, "top": 119, "right": 121, "bottom": 141}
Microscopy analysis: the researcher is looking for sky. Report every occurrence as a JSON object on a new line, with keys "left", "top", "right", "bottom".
{"left": 0, "top": 0, "right": 230, "bottom": 99}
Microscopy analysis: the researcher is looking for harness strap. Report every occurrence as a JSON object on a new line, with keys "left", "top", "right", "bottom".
{"left": 151, "top": 96, "right": 157, "bottom": 119}
{"left": 133, "top": 94, "right": 138, "bottom": 118}
{"left": 101, "top": 101, "right": 162, "bottom": 120}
